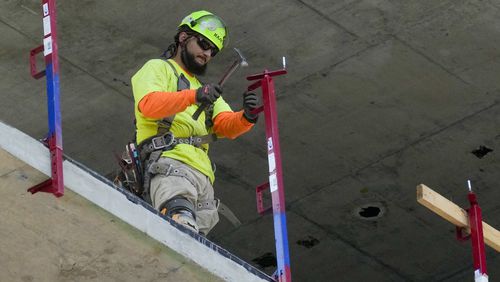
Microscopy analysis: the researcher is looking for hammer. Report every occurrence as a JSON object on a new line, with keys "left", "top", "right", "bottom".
{"left": 192, "top": 48, "right": 248, "bottom": 120}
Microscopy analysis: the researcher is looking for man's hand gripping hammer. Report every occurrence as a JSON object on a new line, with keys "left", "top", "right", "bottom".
{"left": 192, "top": 48, "right": 248, "bottom": 120}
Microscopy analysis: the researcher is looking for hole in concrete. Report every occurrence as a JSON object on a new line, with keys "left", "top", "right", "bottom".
{"left": 359, "top": 206, "right": 380, "bottom": 218}
{"left": 296, "top": 235, "right": 320, "bottom": 249}
{"left": 252, "top": 252, "right": 277, "bottom": 269}
{"left": 471, "top": 146, "right": 493, "bottom": 159}
{"left": 354, "top": 202, "right": 385, "bottom": 220}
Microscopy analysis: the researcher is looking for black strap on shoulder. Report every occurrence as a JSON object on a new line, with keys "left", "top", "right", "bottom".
{"left": 163, "top": 59, "right": 178, "bottom": 77}
{"left": 163, "top": 59, "right": 191, "bottom": 91}
{"left": 157, "top": 59, "right": 186, "bottom": 134}
{"left": 205, "top": 104, "right": 214, "bottom": 128}
{"left": 163, "top": 59, "right": 213, "bottom": 129}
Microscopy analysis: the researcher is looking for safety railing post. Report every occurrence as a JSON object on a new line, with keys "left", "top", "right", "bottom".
{"left": 247, "top": 68, "right": 291, "bottom": 282}
{"left": 27, "top": 0, "right": 64, "bottom": 197}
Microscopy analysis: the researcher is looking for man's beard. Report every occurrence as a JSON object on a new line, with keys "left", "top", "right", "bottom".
{"left": 181, "top": 47, "right": 207, "bottom": 76}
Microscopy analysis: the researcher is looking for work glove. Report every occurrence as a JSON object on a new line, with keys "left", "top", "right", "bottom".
{"left": 242, "top": 91, "right": 259, "bottom": 123}
{"left": 195, "top": 84, "right": 222, "bottom": 105}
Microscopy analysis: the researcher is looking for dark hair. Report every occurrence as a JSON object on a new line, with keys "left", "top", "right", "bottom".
{"left": 161, "top": 26, "right": 196, "bottom": 59}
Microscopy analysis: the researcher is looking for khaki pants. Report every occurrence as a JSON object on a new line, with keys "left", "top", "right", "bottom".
{"left": 149, "top": 157, "right": 219, "bottom": 235}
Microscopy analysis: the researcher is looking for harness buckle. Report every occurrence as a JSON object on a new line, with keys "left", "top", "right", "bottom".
{"left": 152, "top": 132, "right": 174, "bottom": 150}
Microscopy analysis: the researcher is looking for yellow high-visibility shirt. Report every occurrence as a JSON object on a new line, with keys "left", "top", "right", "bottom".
{"left": 131, "top": 59, "right": 231, "bottom": 183}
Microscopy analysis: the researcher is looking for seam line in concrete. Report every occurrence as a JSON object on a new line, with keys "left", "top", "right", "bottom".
{"left": 0, "top": 17, "right": 133, "bottom": 102}
{"left": 291, "top": 209, "right": 412, "bottom": 281}
{"left": 0, "top": 168, "right": 20, "bottom": 178}
{"left": 352, "top": 100, "right": 500, "bottom": 175}
{"left": 294, "top": 0, "right": 359, "bottom": 38}
{"left": 393, "top": 35, "right": 471, "bottom": 85}
{"left": 437, "top": 265, "right": 471, "bottom": 281}
{"left": 289, "top": 99, "right": 500, "bottom": 208}
{"left": 279, "top": 41, "right": 383, "bottom": 99}
{"left": 54, "top": 55, "right": 133, "bottom": 101}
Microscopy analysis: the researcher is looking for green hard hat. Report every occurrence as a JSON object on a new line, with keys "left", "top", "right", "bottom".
{"left": 179, "top": 10, "right": 227, "bottom": 51}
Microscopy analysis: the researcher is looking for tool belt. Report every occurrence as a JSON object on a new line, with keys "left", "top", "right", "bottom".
{"left": 138, "top": 132, "right": 217, "bottom": 161}
{"left": 115, "top": 131, "right": 217, "bottom": 202}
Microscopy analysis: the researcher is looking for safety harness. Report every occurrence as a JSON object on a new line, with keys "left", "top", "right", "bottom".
{"left": 115, "top": 59, "right": 241, "bottom": 227}
{"left": 136, "top": 60, "right": 217, "bottom": 199}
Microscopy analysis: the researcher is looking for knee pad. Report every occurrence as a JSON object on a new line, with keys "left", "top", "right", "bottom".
{"left": 160, "top": 196, "right": 196, "bottom": 220}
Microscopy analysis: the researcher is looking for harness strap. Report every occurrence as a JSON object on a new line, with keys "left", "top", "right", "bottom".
{"left": 172, "top": 134, "right": 217, "bottom": 147}
{"left": 162, "top": 58, "right": 214, "bottom": 129}
{"left": 125, "top": 59, "right": 218, "bottom": 203}
{"left": 204, "top": 104, "right": 214, "bottom": 128}
{"left": 142, "top": 150, "right": 163, "bottom": 196}
{"left": 138, "top": 132, "right": 217, "bottom": 161}
{"left": 157, "top": 116, "right": 175, "bottom": 136}
{"left": 156, "top": 60, "right": 182, "bottom": 135}
{"left": 147, "top": 160, "right": 242, "bottom": 227}
{"left": 148, "top": 161, "right": 173, "bottom": 176}
{"left": 197, "top": 199, "right": 242, "bottom": 227}
{"left": 218, "top": 202, "right": 242, "bottom": 227}
{"left": 153, "top": 59, "right": 215, "bottom": 142}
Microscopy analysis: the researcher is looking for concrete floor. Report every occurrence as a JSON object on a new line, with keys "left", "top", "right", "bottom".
{"left": 1, "top": 0, "right": 500, "bottom": 281}
{"left": 0, "top": 148, "right": 222, "bottom": 282}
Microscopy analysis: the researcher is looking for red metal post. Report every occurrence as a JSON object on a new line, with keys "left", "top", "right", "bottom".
{"left": 27, "top": 0, "right": 64, "bottom": 197}
{"left": 467, "top": 191, "right": 488, "bottom": 281}
{"left": 248, "top": 69, "right": 291, "bottom": 282}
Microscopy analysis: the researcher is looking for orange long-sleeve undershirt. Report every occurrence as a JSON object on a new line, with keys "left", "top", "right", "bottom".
{"left": 138, "top": 91, "right": 254, "bottom": 139}
{"left": 213, "top": 110, "right": 254, "bottom": 139}
{"left": 139, "top": 90, "right": 196, "bottom": 118}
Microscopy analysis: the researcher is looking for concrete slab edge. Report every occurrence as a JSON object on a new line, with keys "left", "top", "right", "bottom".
{"left": 0, "top": 120, "right": 272, "bottom": 282}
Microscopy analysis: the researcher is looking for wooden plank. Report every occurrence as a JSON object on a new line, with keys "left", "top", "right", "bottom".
{"left": 417, "top": 184, "right": 500, "bottom": 253}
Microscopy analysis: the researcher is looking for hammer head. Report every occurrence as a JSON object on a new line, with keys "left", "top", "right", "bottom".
{"left": 234, "top": 48, "right": 248, "bottom": 67}
{"left": 218, "top": 47, "right": 248, "bottom": 86}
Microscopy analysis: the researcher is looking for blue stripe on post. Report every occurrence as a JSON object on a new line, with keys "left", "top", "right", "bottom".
{"left": 45, "top": 62, "right": 63, "bottom": 147}
{"left": 274, "top": 212, "right": 291, "bottom": 277}
{"left": 45, "top": 63, "right": 55, "bottom": 135}
{"left": 52, "top": 73, "right": 63, "bottom": 147}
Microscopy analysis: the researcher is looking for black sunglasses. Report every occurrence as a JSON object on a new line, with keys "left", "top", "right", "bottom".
{"left": 195, "top": 36, "right": 219, "bottom": 57}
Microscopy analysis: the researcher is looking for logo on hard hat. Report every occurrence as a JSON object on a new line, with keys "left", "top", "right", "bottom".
{"left": 213, "top": 33, "right": 223, "bottom": 43}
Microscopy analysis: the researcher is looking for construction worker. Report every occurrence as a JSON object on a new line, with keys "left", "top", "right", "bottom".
{"left": 130, "top": 10, "right": 258, "bottom": 235}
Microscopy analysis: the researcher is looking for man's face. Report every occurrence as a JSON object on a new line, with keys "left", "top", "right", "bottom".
{"left": 180, "top": 33, "right": 217, "bottom": 76}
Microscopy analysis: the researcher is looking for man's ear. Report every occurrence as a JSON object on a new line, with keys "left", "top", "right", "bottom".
{"left": 178, "top": 32, "right": 189, "bottom": 44}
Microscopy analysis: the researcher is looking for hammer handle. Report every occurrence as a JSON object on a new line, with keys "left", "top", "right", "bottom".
{"left": 192, "top": 60, "right": 241, "bottom": 120}
{"left": 217, "top": 60, "right": 240, "bottom": 86}
{"left": 192, "top": 103, "right": 206, "bottom": 120}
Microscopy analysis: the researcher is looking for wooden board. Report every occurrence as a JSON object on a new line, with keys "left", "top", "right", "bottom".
{"left": 417, "top": 184, "right": 500, "bottom": 253}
